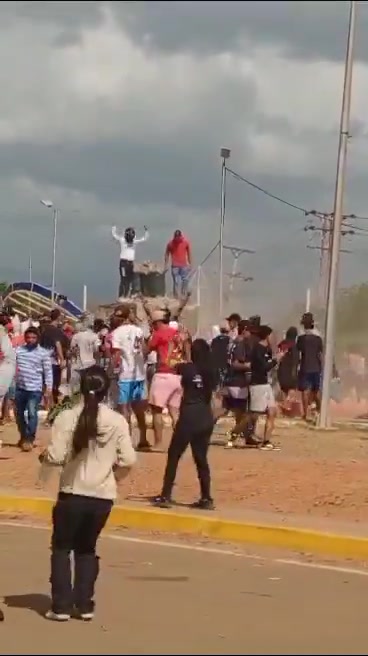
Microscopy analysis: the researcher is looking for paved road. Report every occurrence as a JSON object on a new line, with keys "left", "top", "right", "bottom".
{"left": 1, "top": 523, "right": 368, "bottom": 654}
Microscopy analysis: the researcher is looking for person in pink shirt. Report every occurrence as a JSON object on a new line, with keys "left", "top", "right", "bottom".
{"left": 164, "top": 230, "right": 192, "bottom": 298}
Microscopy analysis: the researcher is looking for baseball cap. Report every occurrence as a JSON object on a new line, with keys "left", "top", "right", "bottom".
{"left": 226, "top": 313, "right": 241, "bottom": 323}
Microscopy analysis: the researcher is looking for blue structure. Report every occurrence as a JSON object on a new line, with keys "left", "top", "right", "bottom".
{"left": 4, "top": 281, "right": 83, "bottom": 321}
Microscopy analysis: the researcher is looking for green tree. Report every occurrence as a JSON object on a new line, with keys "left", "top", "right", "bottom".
{"left": 0, "top": 281, "right": 8, "bottom": 295}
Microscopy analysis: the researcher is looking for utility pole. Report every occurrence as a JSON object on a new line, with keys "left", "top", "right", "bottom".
{"left": 319, "top": 0, "right": 356, "bottom": 429}
{"left": 319, "top": 215, "right": 331, "bottom": 304}
{"left": 223, "top": 245, "right": 255, "bottom": 307}
{"left": 219, "top": 148, "right": 231, "bottom": 318}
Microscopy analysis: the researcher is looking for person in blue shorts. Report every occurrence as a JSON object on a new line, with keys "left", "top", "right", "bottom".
{"left": 296, "top": 313, "right": 323, "bottom": 420}
{"left": 111, "top": 305, "right": 150, "bottom": 451}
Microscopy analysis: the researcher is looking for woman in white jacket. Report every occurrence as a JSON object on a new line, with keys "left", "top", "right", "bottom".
{"left": 0, "top": 317, "right": 16, "bottom": 406}
{"left": 39, "top": 365, "right": 136, "bottom": 622}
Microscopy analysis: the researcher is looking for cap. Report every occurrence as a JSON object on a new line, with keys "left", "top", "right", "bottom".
{"left": 226, "top": 313, "right": 241, "bottom": 323}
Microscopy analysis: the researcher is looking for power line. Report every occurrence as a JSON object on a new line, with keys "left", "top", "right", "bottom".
{"left": 226, "top": 166, "right": 368, "bottom": 231}
{"left": 225, "top": 162, "right": 368, "bottom": 310}
{"left": 226, "top": 167, "right": 315, "bottom": 215}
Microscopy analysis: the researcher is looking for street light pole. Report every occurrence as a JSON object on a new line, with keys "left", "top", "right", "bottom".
{"left": 219, "top": 147, "right": 230, "bottom": 318}
{"left": 319, "top": 0, "right": 356, "bottom": 428}
{"left": 51, "top": 207, "right": 58, "bottom": 306}
{"left": 40, "top": 199, "right": 59, "bottom": 306}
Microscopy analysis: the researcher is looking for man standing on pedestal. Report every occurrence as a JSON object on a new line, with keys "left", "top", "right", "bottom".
{"left": 112, "top": 225, "right": 149, "bottom": 298}
{"left": 164, "top": 230, "right": 192, "bottom": 299}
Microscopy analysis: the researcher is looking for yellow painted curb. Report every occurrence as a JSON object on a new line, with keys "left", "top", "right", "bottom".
{"left": 0, "top": 494, "right": 367, "bottom": 560}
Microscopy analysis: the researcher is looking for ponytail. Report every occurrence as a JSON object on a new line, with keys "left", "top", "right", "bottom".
{"left": 71, "top": 365, "right": 110, "bottom": 458}
{"left": 72, "top": 392, "right": 99, "bottom": 457}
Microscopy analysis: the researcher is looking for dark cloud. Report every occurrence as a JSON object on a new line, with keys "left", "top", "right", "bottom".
{"left": 0, "top": 0, "right": 367, "bottom": 315}
{"left": 111, "top": 1, "right": 366, "bottom": 63}
{"left": 1, "top": 1, "right": 103, "bottom": 29}
{"left": 2, "top": 1, "right": 364, "bottom": 63}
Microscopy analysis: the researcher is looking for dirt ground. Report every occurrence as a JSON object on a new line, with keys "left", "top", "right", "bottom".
{"left": 1, "top": 413, "right": 368, "bottom": 524}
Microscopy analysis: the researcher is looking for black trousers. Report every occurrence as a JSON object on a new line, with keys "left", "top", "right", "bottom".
{"left": 50, "top": 493, "right": 112, "bottom": 615}
{"left": 119, "top": 258, "right": 134, "bottom": 297}
{"left": 161, "top": 409, "right": 213, "bottom": 500}
{"left": 52, "top": 365, "right": 61, "bottom": 404}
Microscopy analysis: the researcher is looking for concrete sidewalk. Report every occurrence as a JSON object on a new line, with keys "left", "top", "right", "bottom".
{"left": 2, "top": 523, "right": 368, "bottom": 654}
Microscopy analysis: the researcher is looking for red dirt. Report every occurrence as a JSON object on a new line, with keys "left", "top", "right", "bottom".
{"left": 1, "top": 417, "right": 368, "bottom": 524}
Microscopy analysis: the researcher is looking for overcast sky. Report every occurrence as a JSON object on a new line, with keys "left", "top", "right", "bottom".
{"left": 1, "top": 1, "right": 368, "bottom": 316}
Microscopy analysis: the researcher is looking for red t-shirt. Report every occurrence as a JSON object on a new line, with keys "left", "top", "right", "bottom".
{"left": 166, "top": 237, "right": 190, "bottom": 267}
{"left": 148, "top": 325, "right": 180, "bottom": 374}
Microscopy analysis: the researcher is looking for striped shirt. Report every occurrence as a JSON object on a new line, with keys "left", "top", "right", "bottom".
{"left": 15, "top": 345, "right": 53, "bottom": 392}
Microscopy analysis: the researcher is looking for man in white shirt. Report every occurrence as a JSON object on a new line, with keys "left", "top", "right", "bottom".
{"left": 70, "top": 321, "right": 100, "bottom": 371}
{"left": 111, "top": 305, "right": 150, "bottom": 450}
{"left": 112, "top": 225, "right": 149, "bottom": 299}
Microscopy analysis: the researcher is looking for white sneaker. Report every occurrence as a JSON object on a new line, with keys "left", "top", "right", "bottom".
{"left": 76, "top": 611, "right": 94, "bottom": 621}
{"left": 45, "top": 610, "right": 70, "bottom": 622}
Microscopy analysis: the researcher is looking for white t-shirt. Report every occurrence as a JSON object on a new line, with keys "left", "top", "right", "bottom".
{"left": 71, "top": 329, "right": 100, "bottom": 371}
{"left": 111, "top": 324, "right": 145, "bottom": 382}
{"left": 112, "top": 227, "right": 149, "bottom": 261}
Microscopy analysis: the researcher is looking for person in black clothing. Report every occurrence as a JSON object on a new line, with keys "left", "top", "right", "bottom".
{"left": 153, "top": 339, "right": 216, "bottom": 510}
{"left": 40, "top": 309, "right": 69, "bottom": 402}
{"left": 297, "top": 313, "right": 323, "bottom": 420}
{"left": 211, "top": 320, "right": 231, "bottom": 389}
{"left": 223, "top": 319, "right": 259, "bottom": 448}
{"left": 277, "top": 326, "right": 299, "bottom": 413}
{"left": 249, "top": 325, "right": 285, "bottom": 450}
{"left": 40, "top": 309, "right": 69, "bottom": 404}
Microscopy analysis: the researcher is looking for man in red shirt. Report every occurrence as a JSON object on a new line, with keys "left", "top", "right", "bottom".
{"left": 164, "top": 230, "right": 192, "bottom": 299}
{"left": 147, "top": 310, "right": 183, "bottom": 447}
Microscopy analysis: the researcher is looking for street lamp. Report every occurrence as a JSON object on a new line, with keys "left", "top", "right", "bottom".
{"left": 219, "top": 147, "right": 231, "bottom": 317}
{"left": 40, "top": 199, "right": 59, "bottom": 305}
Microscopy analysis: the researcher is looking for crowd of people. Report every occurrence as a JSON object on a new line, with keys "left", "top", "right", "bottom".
{"left": 0, "top": 298, "right": 325, "bottom": 622}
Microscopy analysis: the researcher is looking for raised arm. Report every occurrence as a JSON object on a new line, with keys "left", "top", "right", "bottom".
{"left": 134, "top": 226, "right": 149, "bottom": 244}
{"left": 141, "top": 296, "right": 153, "bottom": 322}
{"left": 112, "top": 226, "right": 121, "bottom": 242}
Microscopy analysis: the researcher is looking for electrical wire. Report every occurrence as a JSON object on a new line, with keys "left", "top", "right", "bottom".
{"left": 225, "top": 167, "right": 325, "bottom": 216}
{"left": 226, "top": 167, "right": 368, "bottom": 233}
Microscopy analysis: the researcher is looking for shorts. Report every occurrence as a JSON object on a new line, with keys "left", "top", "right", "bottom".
{"left": 298, "top": 372, "right": 321, "bottom": 393}
{"left": 149, "top": 372, "right": 182, "bottom": 410}
{"left": 222, "top": 386, "right": 248, "bottom": 411}
{"left": 118, "top": 380, "right": 146, "bottom": 405}
{"left": 250, "top": 384, "right": 276, "bottom": 414}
